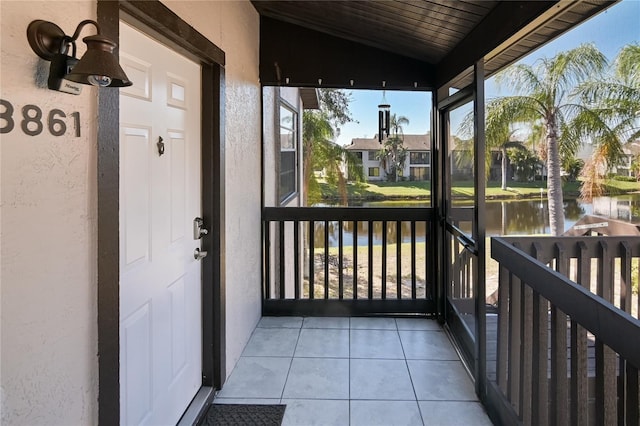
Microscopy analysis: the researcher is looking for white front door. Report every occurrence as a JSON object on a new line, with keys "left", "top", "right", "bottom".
{"left": 119, "top": 21, "right": 203, "bottom": 426}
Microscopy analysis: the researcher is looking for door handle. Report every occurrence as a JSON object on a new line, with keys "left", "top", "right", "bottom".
{"left": 193, "top": 217, "right": 208, "bottom": 240}
{"left": 194, "top": 248, "right": 208, "bottom": 260}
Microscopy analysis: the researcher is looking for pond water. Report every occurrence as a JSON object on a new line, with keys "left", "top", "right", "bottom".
{"left": 312, "top": 194, "right": 640, "bottom": 247}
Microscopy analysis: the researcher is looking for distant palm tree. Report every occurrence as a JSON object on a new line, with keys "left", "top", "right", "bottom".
{"left": 577, "top": 43, "right": 640, "bottom": 199}
{"left": 378, "top": 114, "right": 409, "bottom": 182}
{"left": 484, "top": 44, "right": 608, "bottom": 235}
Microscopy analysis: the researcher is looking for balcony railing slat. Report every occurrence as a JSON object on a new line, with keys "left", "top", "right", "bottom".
{"left": 619, "top": 242, "right": 632, "bottom": 425}
{"left": 508, "top": 272, "right": 522, "bottom": 412}
{"left": 531, "top": 291, "right": 549, "bottom": 426}
{"left": 324, "top": 220, "right": 329, "bottom": 299}
{"left": 531, "top": 242, "right": 549, "bottom": 426}
{"left": 368, "top": 220, "right": 373, "bottom": 300}
{"left": 621, "top": 242, "right": 632, "bottom": 313}
{"left": 294, "top": 220, "right": 300, "bottom": 300}
{"left": 570, "top": 241, "right": 589, "bottom": 426}
{"left": 595, "top": 241, "right": 618, "bottom": 425}
{"left": 279, "top": 221, "right": 285, "bottom": 298}
{"left": 626, "top": 364, "right": 639, "bottom": 425}
{"left": 411, "top": 221, "right": 417, "bottom": 299}
{"left": 353, "top": 220, "right": 358, "bottom": 300}
{"left": 520, "top": 283, "right": 534, "bottom": 425}
{"left": 265, "top": 221, "right": 271, "bottom": 299}
{"left": 309, "top": 220, "right": 314, "bottom": 300}
{"left": 550, "top": 243, "right": 568, "bottom": 426}
{"left": 496, "top": 265, "right": 509, "bottom": 393}
{"left": 396, "top": 221, "right": 401, "bottom": 299}
{"left": 382, "top": 221, "right": 387, "bottom": 300}
{"left": 338, "top": 220, "right": 343, "bottom": 300}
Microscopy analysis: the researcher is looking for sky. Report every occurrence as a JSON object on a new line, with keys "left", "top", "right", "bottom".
{"left": 334, "top": 0, "right": 640, "bottom": 147}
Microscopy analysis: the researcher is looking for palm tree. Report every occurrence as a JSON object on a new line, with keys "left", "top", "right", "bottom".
{"left": 378, "top": 114, "right": 409, "bottom": 182}
{"left": 485, "top": 44, "right": 608, "bottom": 235}
{"left": 577, "top": 43, "right": 640, "bottom": 199}
{"left": 303, "top": 110, "right": 364, "bottom": 205}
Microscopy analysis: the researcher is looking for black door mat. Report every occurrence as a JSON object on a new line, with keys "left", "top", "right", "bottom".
{"left": 199, "top": 404, "right": 286, "bottom": 426}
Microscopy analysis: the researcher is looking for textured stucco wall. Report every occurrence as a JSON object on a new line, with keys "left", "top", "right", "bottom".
{"left": 1, "top": 0, "right": 263, "bottom": 424}
{"left": 0, "top": 2, "right": 99, "bottom": 424}
{"left": 162, "top": 0, "right": 263, "bottom": 377}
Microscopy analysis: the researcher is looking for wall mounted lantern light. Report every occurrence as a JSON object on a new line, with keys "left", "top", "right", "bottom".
{"left": 27, "top": 19, "right": 132, "bottom": 95}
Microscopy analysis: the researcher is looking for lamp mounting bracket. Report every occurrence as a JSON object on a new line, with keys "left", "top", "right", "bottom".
{"left": 27, "top": 20, "right": 66, "bottom": 61}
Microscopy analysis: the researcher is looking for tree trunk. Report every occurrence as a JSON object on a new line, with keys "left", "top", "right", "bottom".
{"left": 546, "top": 118, "right": 565, "bottom": 235}
{"left": 501, "top": 147, "right": 508, "bottom": 190}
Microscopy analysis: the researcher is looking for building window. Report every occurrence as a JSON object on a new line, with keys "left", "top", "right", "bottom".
{"left": 353, "top": 152, "right": 363, "bottom": 162}
{"left": 410, "top": 167, "right": 430, "bottom": 181}
{"left": 367, "top": 150, "right": 378, "bottom": 161}
{"left": 368, "top": 167, "right": 380, "bottom": 177}
{"left": 410, "top": 151, "right": 430, "bottom": 165}
{"left": 279, "top": 104, "right": 297, "bottom": 202}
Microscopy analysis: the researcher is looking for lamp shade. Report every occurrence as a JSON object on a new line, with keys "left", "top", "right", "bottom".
{"left": 65, "top": 34, "right": 132, "bottom": 87}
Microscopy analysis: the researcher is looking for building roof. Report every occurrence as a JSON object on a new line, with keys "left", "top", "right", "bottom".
{"left": 300, "top": 88, "right": 320, "bottom": 110}
{"left": 346, "top": 134, "right": 430, "bottom": 151}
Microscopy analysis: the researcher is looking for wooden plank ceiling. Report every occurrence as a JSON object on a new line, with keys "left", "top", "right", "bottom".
{"left": 252, "top": 0, "right": 616, "bottom": 89}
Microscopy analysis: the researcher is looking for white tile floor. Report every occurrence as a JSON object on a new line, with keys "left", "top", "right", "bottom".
{"left": 214, "top": 317, "right": 493, "bottom": 426}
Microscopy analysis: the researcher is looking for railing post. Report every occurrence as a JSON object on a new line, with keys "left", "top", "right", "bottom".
{"left": 550, "top": 243, "right": 568, "bottom": 426}
{"left": 531, "top": 242, "right": 548, "bottom": 426}
{"left": 571, "top": 241, "right": 589, "bottom": 426}
{"left": 595, "top": 241, "right": 617, "bottom": 425}
{"left": 619, "top": 241, "right": 632, "bottom": 425}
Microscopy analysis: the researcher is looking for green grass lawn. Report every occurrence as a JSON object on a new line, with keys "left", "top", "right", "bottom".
{"left": 319, "top": 178, "right": 639, "bottom": 201}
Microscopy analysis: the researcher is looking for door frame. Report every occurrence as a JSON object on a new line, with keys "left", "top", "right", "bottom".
{"left": 96, "top": 1, "right": 226, "bottom": 424}
{"left": 435, "top": 61, "right": 487, "bottom": 400}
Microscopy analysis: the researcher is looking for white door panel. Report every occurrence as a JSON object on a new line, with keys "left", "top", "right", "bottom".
{"left": 119, "top": 21, "right": 202, "bottom": 426}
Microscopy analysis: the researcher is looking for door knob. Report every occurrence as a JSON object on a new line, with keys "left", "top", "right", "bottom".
{"left": 194, "top": 248, "right": 208, "bottom": 260}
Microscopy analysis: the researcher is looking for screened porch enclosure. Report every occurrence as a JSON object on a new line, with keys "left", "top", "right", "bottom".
{"left": 253, "top": 2, "right": 640, "bottom": 425}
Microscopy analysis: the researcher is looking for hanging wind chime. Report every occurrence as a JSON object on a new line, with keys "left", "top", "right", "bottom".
{"left": 378, "top": 88, "right": 390, "bottom": 143}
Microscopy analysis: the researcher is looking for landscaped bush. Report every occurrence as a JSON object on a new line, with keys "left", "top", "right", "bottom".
{"left": 613, "top": 175, "right": 637, "bottom": 182}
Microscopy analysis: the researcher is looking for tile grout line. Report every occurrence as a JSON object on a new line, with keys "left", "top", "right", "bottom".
{"left": 395, "top": 318, "right": 427, "bottom": 426}
{"left": 278, "top": 322, "right": 303, "bottom": 404}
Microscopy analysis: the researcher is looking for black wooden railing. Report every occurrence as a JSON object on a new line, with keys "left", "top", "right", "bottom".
{"left": 262, "top": 207, "right": 435, "bottom": 316}
{"left": 489, "top": 237, "right": 640, "bottom": 425}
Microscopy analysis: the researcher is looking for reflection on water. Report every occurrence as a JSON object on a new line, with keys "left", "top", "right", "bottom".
{"left": 312, "top": 220, "right": 428, "bottom": 248}
{"left": 312, "top": 194, "right": 640, "bottom": 246}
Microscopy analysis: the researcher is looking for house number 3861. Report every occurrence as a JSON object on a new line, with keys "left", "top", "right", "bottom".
{"left": 0, "top": 99, "right": 81, "bottom": 137}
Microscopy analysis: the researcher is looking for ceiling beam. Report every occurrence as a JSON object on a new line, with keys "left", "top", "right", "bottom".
{"left": 259, "top": 17, "right": 435, "bottom": 90}
{"left": 436, "top": 1, "right": 557, "bottom": 88}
